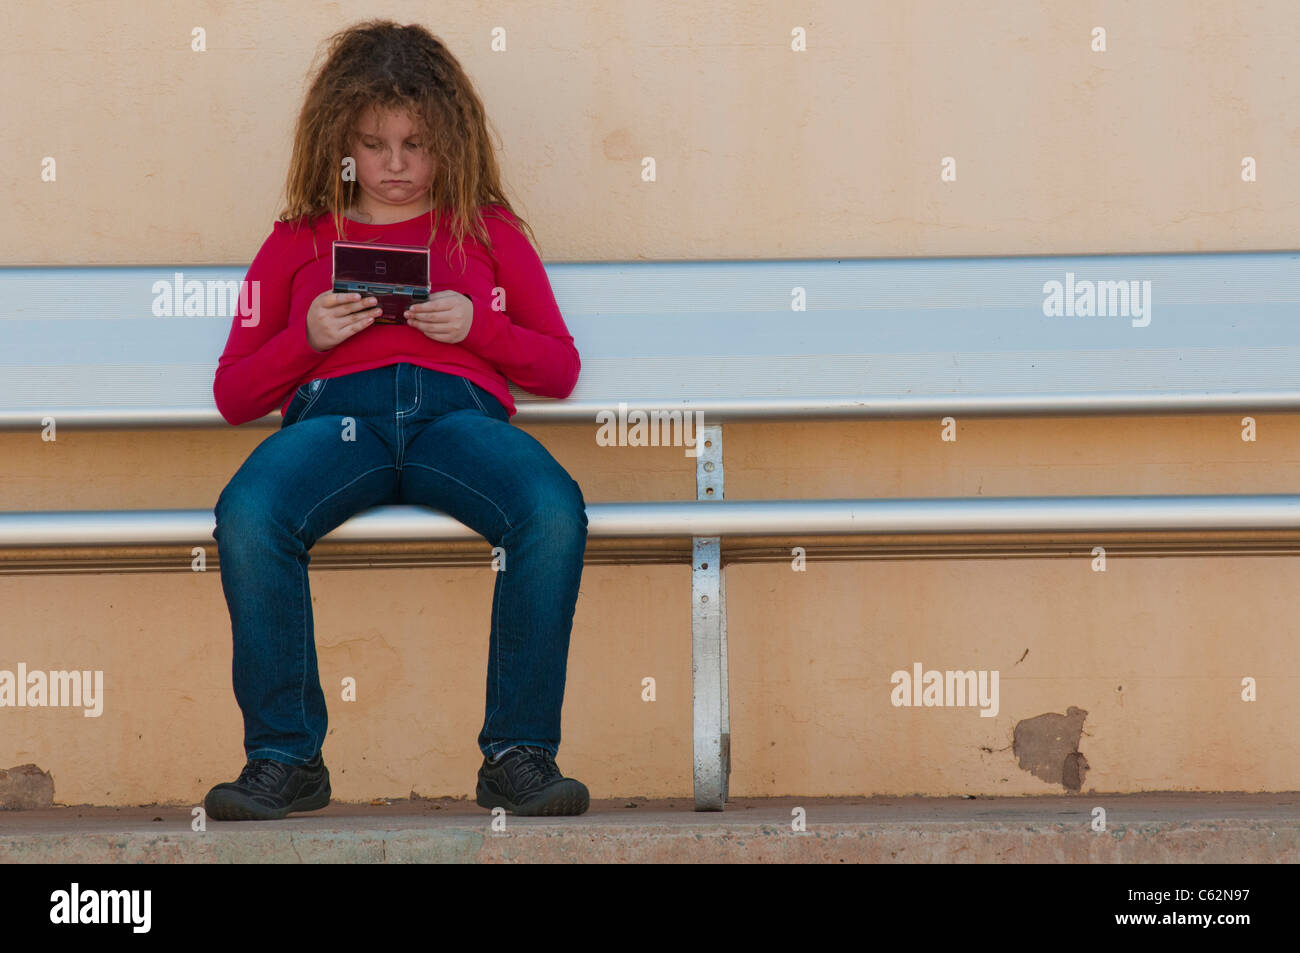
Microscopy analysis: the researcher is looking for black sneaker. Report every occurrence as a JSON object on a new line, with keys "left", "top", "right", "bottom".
{"left": 204, "top": 753, "right": 331, "bottom": 821}
{"left": 476, "top": 746, "right": 590, "bottom": 816}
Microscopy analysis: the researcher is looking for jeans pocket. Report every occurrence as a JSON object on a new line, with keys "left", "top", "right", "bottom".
{"left": 461, "top": 376, "right": 507, "bottom": 421}
{"left": 282, "top": 378, "right": 328, "bottom": 428}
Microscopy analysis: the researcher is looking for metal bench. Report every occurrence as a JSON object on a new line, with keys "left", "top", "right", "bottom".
{"left": 4, "top": 250, "right": 1300, "bottom": 809}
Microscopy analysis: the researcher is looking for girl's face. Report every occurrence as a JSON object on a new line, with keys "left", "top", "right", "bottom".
{"left": 348, "top": 108, "right": 436, "bottom": 218}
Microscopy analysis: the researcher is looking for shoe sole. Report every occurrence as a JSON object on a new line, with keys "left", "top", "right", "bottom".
{"left": 476, "top": 778, "right": 590, "bottom": 816}
{"left": 204, "top": 775, "right": 331, "bottom": 821}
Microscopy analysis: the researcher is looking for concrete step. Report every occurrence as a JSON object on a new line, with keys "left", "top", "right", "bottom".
{"left": 3, "top": 793, "right": 1299, "bottom": 863}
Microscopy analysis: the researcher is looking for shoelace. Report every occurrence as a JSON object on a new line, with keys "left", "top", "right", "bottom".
{"left": 504, "top": 746, "right": 563, "bottom": 791}
{"left": 237, "top": 758, "right": 294, "bottom": 792}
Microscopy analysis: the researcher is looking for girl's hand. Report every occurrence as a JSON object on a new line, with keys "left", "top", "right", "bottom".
{"left": 404, "top": 291, "right": 473, "bottom": 344}
{"left": 306, "top": 291, "right": 379, "bottom": 351}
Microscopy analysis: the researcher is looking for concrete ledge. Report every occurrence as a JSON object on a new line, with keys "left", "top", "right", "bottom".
{"left": 2, "top": 793, "right": 1299, "bottom": 863}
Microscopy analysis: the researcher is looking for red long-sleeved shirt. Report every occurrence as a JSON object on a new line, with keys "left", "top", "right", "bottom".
{"left": 214, "top": 204, "right": 580, "bottom": 426}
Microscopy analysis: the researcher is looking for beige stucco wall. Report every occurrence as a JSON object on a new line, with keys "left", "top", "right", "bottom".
{"left": 3, "top": 2, "right": 1299, "bottom": 805}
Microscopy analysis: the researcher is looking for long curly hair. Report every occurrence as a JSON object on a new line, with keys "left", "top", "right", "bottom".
{"left": 278, "top": 19, "right": 538, "bottom": 272}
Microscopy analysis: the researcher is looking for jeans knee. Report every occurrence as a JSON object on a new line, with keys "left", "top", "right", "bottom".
{"left": 523, "top": 477, "right": 588, "bottom": 541}
{"left": 214, "top": 482, "right": 289, "bottom": 549}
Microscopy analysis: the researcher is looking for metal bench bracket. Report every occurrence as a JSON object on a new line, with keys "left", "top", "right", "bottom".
{"left": 692, "top": 423, "right": 730, "bottom": 809}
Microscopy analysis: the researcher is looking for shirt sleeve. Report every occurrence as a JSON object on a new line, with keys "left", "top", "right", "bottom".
{"left": 457, "top": 207, "right": 581, "bottom": 399}
{"left": 213, "top": 219, "right": 329, "bottom": 425}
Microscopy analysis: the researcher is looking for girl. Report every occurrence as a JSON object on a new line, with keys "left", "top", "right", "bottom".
{"left": 206, "top": 20, "right": 589, "bottom": 819}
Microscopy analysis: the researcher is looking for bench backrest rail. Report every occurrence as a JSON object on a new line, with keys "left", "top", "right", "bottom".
{"left": 3, "top": 251, "right": 1299, "bottom": 428}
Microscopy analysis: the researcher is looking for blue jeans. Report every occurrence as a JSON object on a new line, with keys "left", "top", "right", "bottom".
{"left": 212, "top": 363, "right": 588, "bottom": 765}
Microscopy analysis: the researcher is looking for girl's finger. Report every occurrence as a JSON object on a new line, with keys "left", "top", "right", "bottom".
{"left": 333, "top": 298, "right": 376, "bottom": 317}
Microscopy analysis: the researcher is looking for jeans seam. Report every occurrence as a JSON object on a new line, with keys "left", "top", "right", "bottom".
{"left": 297, "top": 530, "right": 319, "bottom": 755}
{"left": 249, "top": 746, "right": 314, "bottom": 764}
{"left": 482, "top": 556, "right": 506, "bottom": 747}
{"left": 291, "top": 465, "right": 397, "bottom": 538}
{"left": 399, "top": 462, "right": 515, "bottom": 530}
{"left": 396, "top": 413, "right": 404, "bottom": 471}
{"left": 462, "top": 376, "right": 489, "bottom": 415}
{"left": 397, "top": 366, "right": 420, "bottom": 417}
{"left": 297, "top": 378, "right": 328, "bottom": 419}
